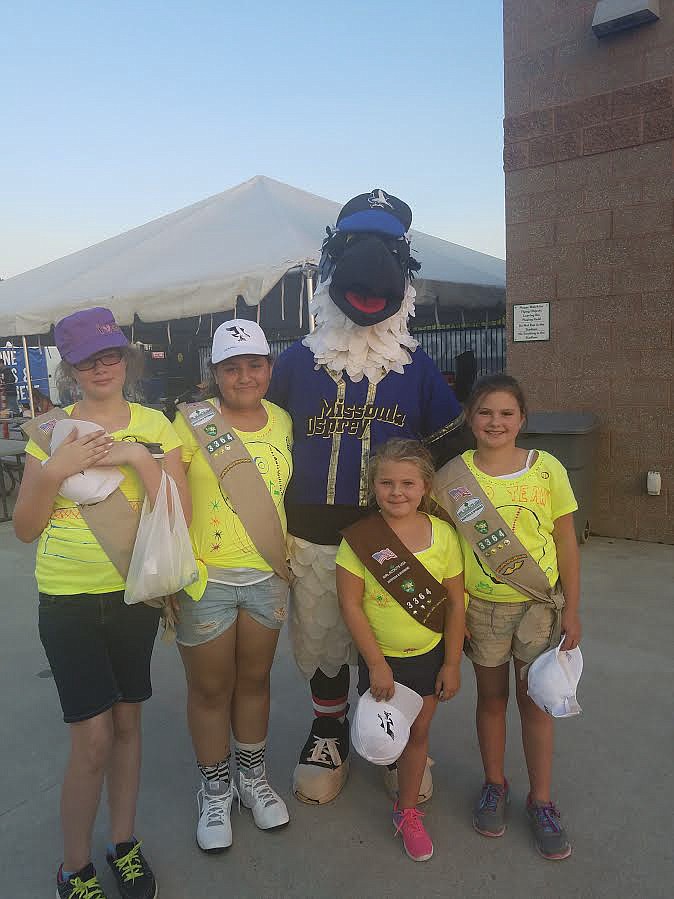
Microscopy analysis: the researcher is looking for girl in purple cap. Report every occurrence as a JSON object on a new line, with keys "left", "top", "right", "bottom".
{"left": 14, "top": 306, "right": 190, "bottom": 899}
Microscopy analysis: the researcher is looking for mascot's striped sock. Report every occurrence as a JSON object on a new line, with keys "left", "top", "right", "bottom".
{"left": 234, "top": 739, "right": 266, "bottom": 776}
{"left": 198, "top": 754, "right": 230, "bottom": 786}
{"left": 310, "top": 665, "right": 350, "bottom": 722}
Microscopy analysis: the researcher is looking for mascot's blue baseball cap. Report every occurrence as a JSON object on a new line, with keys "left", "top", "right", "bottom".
{"left": 335, "top": 189, "right": 412, "bottom": 238}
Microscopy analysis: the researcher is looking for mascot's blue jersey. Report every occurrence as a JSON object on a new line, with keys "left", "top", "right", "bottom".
{"left": 267, "top": 341, "right": 462, "bottom": 516}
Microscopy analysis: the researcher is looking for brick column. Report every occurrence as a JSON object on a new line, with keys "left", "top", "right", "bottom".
{"left": 503, "top": 1, "right": 674, "bottom": 542}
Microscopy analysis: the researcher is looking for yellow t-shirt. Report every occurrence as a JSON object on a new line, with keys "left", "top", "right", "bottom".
{"left": 173, "top": 398, "right": 293, "bottom": 600}
{"left": 459, "top": 449, "right": 578, "bottom": 603}
{"left": 336, "top": 514, "right": 464, "bottom": 658}
{"left": 25, "top": 403, "right": 183, "bottom": 596}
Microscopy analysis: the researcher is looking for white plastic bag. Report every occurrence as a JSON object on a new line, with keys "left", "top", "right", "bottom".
{"left": 124, "top": 471, "right": 198, "bottom": 605}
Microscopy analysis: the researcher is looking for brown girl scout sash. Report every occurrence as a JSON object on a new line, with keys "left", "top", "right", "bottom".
{"left": 178, "top": 401, "right": 291, "bottom": 583}
{"left": 22, "top": 409, "right": 141, "bottom": 580}
{"left": 433, "top": 456, "right": 564, "bottom": 658}
{"left": 341, "top": 512, "right": 446, "bottom": 633}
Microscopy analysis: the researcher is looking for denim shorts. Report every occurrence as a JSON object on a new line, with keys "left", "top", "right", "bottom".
{"left": 175, "top": 575, "right": 290, "bottom": 646}
{"left": 38, "top": 592, "right": 160, "bottom": 723}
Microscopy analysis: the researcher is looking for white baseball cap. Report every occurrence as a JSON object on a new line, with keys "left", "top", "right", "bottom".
{"left": 351, "top": 682, "right": 424, "bottom": 766}
{"left": 50, "top": 419, "right": 123, "bottom": 505}
{"left": 527, "top": 638, "right": 583, "bottom": 718}
{"left": 211, "top": 319, "right": 270, "bottom": 365}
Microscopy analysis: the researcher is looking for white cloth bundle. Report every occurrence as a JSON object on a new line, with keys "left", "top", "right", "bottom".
{"left": 50, "top": 419, "right": 123, "bottom": 505}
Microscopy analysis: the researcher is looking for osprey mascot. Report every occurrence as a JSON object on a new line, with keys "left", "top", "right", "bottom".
{"left": 267, "top": 189, "right": 464, "bottom": 804}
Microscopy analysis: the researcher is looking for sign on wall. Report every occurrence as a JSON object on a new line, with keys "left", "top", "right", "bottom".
{"left": 513, "top": 303, "right": 550, "bottom": 342}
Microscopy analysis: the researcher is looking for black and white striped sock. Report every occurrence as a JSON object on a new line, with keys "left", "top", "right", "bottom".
{"left": 234, "top": 739, "right": 266, "bottom": 777}
{"left": 198, "top": 754, "right": 230, "bottom": 786}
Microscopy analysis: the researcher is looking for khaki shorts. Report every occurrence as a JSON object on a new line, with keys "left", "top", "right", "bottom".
{"left": 464, "top": 595, "right": 556, "bottom": 667}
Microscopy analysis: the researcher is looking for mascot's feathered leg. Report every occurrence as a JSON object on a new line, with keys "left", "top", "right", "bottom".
{"left": 288, "top": 536, "right": 356, "bottom": 804}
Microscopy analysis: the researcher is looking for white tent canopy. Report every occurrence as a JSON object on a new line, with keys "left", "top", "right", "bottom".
{"left": 0, "top": 175, "right": 505, "bottom": 336}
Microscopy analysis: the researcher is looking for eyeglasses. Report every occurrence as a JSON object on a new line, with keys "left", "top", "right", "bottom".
{"left": 73, "top": 349, "right": 124, "bottom": 372}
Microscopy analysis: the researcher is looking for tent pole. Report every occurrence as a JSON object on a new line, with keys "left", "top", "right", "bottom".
{"left": 298, "top": 276, "right": 304, "bottom": 330}
{"left": 22, "top": 336, "right": 36, "bottom": 418}
{"left": 306, "top": 270, "right": 315, "bottom": 333}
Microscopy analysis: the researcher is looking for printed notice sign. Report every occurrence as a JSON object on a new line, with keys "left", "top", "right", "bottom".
{"left": 513, "top": 303, "right": 550, "bottom": 343}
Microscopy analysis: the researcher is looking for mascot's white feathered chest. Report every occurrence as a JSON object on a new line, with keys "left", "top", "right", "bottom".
{"left": 302, "top": 279, "right": 418, "bottom": 386}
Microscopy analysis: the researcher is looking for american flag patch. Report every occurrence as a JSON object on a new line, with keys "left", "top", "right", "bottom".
{"left": 372, "top": 548, "right": 397, "bottom": 565}
{"left": 38, "top": 418, "right": 57, "bottom": 434}
{"left": 448, "top": 486, "right": 472, "bottom": 502}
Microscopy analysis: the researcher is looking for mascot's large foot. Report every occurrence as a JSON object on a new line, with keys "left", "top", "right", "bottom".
{"left": 383, "top": 757, "right": 434, "bottom": 804}
{"left": 293, "top": 717, "right": 350, "bottom": 805}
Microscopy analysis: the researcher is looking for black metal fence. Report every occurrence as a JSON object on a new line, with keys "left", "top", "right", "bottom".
{"left": 268, "top": 321, "right": 505, "bottom": 376}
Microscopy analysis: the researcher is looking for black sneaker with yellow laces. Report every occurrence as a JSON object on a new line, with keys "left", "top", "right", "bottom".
{"left": 106, "top": 840, "right": 157, "bottom": 899}
{"left": 56, "top": 862, "right": 108, "bottom": 898}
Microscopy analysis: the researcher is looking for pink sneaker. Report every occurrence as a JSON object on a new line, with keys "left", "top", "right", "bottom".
{"left": 392, "top": 803, "right": 434, "bottom": 861}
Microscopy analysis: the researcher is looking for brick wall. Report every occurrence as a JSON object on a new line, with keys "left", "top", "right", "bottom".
{"left": 503, "top": 1, "right": 674, "bottom": 543}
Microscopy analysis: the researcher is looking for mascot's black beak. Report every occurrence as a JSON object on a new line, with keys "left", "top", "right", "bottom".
{"left": 328, "top": 235, "right": 406, "bottom": 327}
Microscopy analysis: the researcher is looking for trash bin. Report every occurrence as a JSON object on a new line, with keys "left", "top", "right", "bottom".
{"left": 517, "top": 412, "right": 599, "bottom": 544}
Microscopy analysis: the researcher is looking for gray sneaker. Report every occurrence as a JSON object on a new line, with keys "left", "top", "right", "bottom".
{"left": 473, "top": 780, "right": 509, "bottom": 837}
{"left": 526, "top": 797, "right": 572, "bottom": 860}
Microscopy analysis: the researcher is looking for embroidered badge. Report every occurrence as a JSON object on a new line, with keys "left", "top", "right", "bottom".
{"left": 38, "top": 418, "right": 58, "bottom": 434}
{"left": 477, "top": 528, "right": 507, "bottom": 553}
{"left": 206, "top": 433, "right": 235, "bottom": 454}
{"left": 474, "top": 519, "right": 489, "bottom": 534}
{"left": 456, "top": 497, "right": 485, "bottom": 523}
{"left": 372, "top": 548, "right": 397, "bottom": 565}
{"left": 189, "top": 407, "right": 216, "bottom": 427}
{"left": 448, "top": 486, "right": 472, "bottom": 503}
{"left": 401, "top": 579, "right": 416, "bottom": 594}
{"left": 204, "top": 424, "right": 218, "bottom": 436}
{"left": 495, "top": 554, "right": 528, "bottom": 577}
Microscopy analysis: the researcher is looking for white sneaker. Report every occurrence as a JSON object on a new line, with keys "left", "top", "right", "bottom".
{"left": 237, "top": 765, "right": 290, "bottom": 830}
{"left": 196, "top": 780, "right": 236, "bottom": 852}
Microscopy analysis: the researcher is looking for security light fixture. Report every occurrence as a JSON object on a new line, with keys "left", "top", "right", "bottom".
{"left": 592, "top": 0, "right": 660, "bottom": 37}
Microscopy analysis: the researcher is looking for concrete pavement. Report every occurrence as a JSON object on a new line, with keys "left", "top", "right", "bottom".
{"left": 0, "top": 524, "right": 672, "bottom": 898}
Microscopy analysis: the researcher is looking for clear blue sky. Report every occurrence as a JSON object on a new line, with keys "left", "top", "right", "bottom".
{"left": 1, "top": 0, "right": 505, "bottom": 279}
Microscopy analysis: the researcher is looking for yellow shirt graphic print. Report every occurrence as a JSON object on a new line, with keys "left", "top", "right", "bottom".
{"left": 173, "top": 398, "right": 293, "bottom": 600}
{"left": 459, "top": 450, "right": 578, "bottom": 603}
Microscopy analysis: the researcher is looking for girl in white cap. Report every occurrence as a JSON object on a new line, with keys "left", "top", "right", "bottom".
{"left": 336, "top": 438, "right": 466, "bottom": 862}
{"left": 14, "top": 306, "right": 189, "bottom": 899}
{"left": 172, "top": 319, "right": 293, "bottom": 853}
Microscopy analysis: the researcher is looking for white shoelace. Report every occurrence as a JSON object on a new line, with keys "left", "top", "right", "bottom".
{"left": 199, "top": 785, "right": 239, "bottom": 827}
{"left": 245, "top": 772, "right": 279, "bottom": 808}
{"left": 307, "top": 736, "right": 342, "bottom": 767}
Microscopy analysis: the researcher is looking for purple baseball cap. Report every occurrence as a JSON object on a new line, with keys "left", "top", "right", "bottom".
{"left": 54, "top": 307, "right": 129, "bottom": 365}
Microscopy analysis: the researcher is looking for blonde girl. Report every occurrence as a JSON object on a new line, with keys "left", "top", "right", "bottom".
{"left": 336, "top": 438, "right": 465, "bottom": 862}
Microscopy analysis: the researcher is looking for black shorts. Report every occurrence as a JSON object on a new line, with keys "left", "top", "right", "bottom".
{"left": 357, "top": 640, "right": 445, "bottom": 698}
{"left": 38, "top": 591, "right": 160, "bottom": 724}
